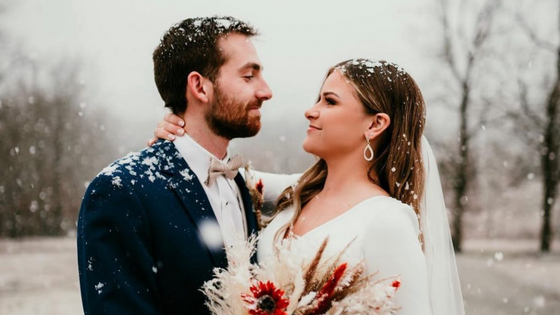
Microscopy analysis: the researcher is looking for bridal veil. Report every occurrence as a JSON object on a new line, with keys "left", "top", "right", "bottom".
{"left": 420, "top": 136, "right": 466, "bottom": 315}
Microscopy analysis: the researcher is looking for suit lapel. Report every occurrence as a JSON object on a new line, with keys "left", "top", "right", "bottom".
{"left": 234, "top": 173, "right": 257, "bottom": 239}
{"left": 158, "top": 141, "right": 228, "bottom": 269}
{"left": 234, "top": 174, "right": 259, "bottom": 264}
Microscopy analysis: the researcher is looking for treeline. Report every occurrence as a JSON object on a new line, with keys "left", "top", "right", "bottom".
{"left": 0, "top": 31, "right": 116, "bottom": 237}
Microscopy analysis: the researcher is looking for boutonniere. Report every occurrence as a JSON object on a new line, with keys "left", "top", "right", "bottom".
{"left": 244, "top": 163, "right": 264, "bottom": 231}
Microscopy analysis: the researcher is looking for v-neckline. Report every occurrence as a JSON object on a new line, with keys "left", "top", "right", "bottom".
{"left": 288, "top": 195, "right": 391, "bottom": 239}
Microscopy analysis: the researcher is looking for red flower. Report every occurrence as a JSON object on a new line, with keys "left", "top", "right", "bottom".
{"left": 241, "top": 281, "right": 289, "bottom": 315}
{"left": 391, "top": 280, "right": 401, "bottom": 289}
{"left": 313, "top": 263, "right": 348, "bottom": 314}
{"left": 255, "top": 179, "right": 264, "bottom": 195}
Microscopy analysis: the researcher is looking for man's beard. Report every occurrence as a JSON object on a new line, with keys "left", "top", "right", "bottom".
{"left": 205, "top": 85, "right": 262, "bottom": 140}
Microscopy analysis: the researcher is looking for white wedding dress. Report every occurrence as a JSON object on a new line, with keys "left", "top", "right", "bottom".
{"left": 246, "top": 172, "right": 430, "bottom": 315}
{"left": 245, "top": 138, "right": 465, "bottom": 315}
{"left": 259, "top": 198, "right": 431, "bottom": 315}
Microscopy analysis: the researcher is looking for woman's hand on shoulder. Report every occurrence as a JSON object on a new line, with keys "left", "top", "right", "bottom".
{"left": 147, "top": 113, "right": 186, "bottom": 146}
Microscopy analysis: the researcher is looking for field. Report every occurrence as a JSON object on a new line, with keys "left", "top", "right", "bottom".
{"left": 0, "top": 237, "right": 559, "bottom": 315}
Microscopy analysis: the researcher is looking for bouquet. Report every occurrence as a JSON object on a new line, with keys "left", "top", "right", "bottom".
{"left": 201, "top": 236, "right": 401, "bottom": 315}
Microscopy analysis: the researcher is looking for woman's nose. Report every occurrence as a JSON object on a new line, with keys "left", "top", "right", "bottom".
{"left": 304, "top": 104, "right": 319, "bottom": 120}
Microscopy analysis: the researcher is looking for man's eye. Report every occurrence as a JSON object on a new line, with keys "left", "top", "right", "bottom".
{"left": 243, "top": 75, "right": 254, "bottom": 80}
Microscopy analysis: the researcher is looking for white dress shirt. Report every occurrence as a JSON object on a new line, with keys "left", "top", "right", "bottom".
{"left": 173, "top": 134, "right": 246, "bottom": 248}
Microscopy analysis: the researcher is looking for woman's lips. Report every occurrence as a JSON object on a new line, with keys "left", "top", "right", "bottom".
{"left": 307, "top": 125, "right": 321, "bottom": 132}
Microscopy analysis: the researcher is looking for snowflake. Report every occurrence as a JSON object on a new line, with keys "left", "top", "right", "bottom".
{"left": 112, "top": 176, "right": 122, "bottom": 187}
{"left": 180, "top": 169, "right": 194, "bottom": 181}
{"left": 142, "top": 157, "right": 159, "bottom": 168}
{"left": 94, "top": 282, "right": 105, "bottom": 294}
{"left": 99, "top": 164, "right": 119, "bottom": 176}
{"left": 87, "top": 257, "right": 94, "bottom": 271}
{"left": 215, "top": 18, "right": 232, "bottom": 29}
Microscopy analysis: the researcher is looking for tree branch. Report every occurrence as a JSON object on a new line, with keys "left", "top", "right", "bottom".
{"left": 439, "top": 0, "right": 463, "bottom": 83}
{"left": 516, "top": 12, "right": 557, "bottom": 52}
{"left": 517, "top": 78, "right": 544, "bottom": 128}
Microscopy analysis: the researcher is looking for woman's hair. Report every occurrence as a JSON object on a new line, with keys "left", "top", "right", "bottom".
{"left": 272, "top": 59, "right": 426, "bottom": 242}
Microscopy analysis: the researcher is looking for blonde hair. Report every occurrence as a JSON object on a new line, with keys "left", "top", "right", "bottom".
{"left": 272, "top": 59, "right": 426, "bottom": 242}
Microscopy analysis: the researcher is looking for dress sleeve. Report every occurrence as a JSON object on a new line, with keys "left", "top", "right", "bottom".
{"left": 362, "top": 204, "right": 431, "bottom": 315}
{"left": 239, "top": 169, "right": 301, "bottom": 203}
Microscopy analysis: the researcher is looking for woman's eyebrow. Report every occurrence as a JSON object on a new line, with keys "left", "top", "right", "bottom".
{"left": 322, "top": 91, "right": 340, "bottom": 98}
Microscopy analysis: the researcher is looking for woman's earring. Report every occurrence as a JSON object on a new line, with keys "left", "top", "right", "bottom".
{"left": 364, "top": 136, "right": 374, "bottom": 161}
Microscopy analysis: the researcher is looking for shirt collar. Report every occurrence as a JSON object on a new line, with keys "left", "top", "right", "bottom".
{"left": 173, "top": 133, "right": 230, "bottom": 184}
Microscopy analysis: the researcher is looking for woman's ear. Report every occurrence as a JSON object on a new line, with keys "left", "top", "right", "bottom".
{"left": 364, "top": 113, "right": 391, "bottom": 140}
{"left": 185, "top": 72, "right": 212, "bottom": 104}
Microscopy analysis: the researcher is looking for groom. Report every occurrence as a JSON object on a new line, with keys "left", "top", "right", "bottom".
{"left": 77, "top": 16, "right": 272, "bottom": 315}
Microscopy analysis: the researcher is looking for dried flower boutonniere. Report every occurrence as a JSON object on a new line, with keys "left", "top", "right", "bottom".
{"left": 244, "top": 163, "right": 265, "bottom": 230}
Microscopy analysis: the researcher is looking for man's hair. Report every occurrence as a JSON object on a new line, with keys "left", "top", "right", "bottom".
{"left": 153, "top": 16, "right": 258, "bottom": 114}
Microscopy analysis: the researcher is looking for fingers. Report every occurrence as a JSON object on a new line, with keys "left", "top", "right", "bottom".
{"left": 154, "top": 126, "right": 177, "bottom": 141}
{"left": 162, "top": 121, "right": 184, "bottom": 136}
{"left": 164, "top": 112, "right": 185, "bottom": 127}
{"left": 149, "top": 113, "right": 185, "bottom": 146}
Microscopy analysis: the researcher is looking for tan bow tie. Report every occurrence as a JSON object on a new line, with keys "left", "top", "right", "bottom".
{"left": 204, "top": 154, "right": 244, "bottom": 186}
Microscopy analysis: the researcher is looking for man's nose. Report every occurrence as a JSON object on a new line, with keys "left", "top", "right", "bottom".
{"left": 256, "top": 80, "right": 273, "bottom": 101}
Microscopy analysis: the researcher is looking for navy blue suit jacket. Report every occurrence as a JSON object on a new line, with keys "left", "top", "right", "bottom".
{"left": 77, "top": 140, "right": 258, "bottom": 315}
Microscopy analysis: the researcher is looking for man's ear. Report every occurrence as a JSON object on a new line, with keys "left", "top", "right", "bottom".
{"left": 185, "top": 72, "right": 212, "bottom": 104}
{"left": 364, "top": 113, "right": 391, "bottom": 140}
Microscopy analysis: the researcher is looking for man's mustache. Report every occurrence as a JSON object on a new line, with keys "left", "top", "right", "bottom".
{"left": 247, "top": 100, "right": 262, "bottom": 111}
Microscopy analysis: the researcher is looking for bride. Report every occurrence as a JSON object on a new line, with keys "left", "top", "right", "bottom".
{"left": 153, "top": 59, "right": 465, "bottom": 315}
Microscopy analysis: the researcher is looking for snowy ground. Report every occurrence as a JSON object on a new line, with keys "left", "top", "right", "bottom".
{"left": 0, "top": 237, "right": 559, "bottom": 315}
{"left": 459, "top": 239, "right": 560, "bottom": 315}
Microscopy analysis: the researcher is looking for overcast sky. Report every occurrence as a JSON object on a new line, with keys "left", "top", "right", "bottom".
{"left": 2, "top": 0, "right": 458, "bottom": 158}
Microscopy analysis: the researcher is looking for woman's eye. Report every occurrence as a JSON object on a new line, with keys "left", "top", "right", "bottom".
{"left": 326, "top": 98, "right": 336, "bottom": 105}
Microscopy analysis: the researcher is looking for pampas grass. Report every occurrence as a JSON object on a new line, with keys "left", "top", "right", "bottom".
{"left": 201, "top": 236, "right": 400, "bottom": 315}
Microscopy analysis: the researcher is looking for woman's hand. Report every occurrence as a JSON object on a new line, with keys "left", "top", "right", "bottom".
{"left": 147, "top": 113, "right": 186, "bottom": 146}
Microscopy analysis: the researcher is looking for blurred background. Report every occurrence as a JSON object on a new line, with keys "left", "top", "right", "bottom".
{"left": 0, "top": 0, "right": 559, "bottom": 314}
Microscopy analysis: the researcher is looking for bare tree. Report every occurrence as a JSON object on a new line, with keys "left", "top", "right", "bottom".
{"left": 0, "top": 53, "right": 116, "bottom": 237}
{"left": 513, "top": 2, "right": 560, "bottom": 252}
{"left": 0, "top": 0, "right": 119, "bottom": 237}
{"left": 0, "top": 1, "right": 7, "bottom": 85}
{"left": 437, "top": 0, "right": 502, "bottom": 252}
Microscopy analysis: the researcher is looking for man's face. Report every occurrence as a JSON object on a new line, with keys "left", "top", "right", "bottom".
{"left": 205, "top": 33, "right": 273, "bottom": 140}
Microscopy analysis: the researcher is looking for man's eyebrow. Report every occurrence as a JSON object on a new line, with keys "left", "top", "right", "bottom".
{"left": 239, "top": 62, "right": 262, "bottom": 72}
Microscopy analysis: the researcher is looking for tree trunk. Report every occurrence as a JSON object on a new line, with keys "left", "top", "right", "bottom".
{"left": 48, "top": 96, "right": 65, "bottom": 236}
{"left": 453, "top": 80, "right": 471, "bottom": 252}
{"left": 540, "top": 41, "right": 560, "bottom": 252}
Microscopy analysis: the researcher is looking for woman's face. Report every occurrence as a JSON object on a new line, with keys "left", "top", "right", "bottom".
{"left": 302, "top": 70, "right": 374, "bottom": 160}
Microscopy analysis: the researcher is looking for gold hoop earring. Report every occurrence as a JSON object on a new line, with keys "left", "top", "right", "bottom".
{"left": 364, "top": 136, "right": 374, "bottom": 161}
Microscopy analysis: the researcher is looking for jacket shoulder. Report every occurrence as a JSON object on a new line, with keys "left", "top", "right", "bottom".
{"left": 90, "top": 142, "right": 176, "bottom": 191}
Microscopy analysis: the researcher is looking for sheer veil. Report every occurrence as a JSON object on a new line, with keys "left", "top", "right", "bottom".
{"left": 420, "top": 136, "right": 466, "bottom": 315}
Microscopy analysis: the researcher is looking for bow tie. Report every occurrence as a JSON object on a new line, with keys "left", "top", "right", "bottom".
{"left": 204, "top": 154, "right": 244, "bottom": 186}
